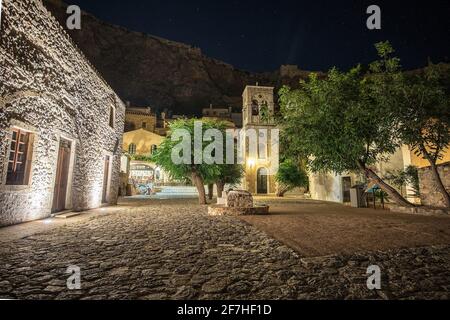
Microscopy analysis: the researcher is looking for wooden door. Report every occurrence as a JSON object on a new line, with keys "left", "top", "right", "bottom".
{"left": 342, "top": 176, "right": 352, "bottom": 203}
{"left": 52, "top": 139, "right": 71, "bottom": 213}
{"left": 102, "top": 155, "right": 110, "bottom": 203}
{"left": 257, "top": 168, "right": 268, "bottom": 194}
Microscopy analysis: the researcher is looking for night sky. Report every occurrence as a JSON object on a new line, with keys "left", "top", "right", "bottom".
{"left": 68, "top": 0, "right": 449, "bottom": 72}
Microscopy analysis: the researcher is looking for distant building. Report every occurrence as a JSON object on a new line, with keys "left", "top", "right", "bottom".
{"left": 202, "top": 104, "right": 243, "bottom": 128}
{"left": 202, "top": 105, "right": 232, "bottom": 119}
{"left": 124, "top": 106, "right": 157, "bottom": 132}
{"left": 122, "top": 129, "right": 168, "bottom": 195}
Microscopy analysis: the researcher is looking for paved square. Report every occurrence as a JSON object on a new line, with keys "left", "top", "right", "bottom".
{"left": 243, "top": 198, "right": 450, "bottom": 256}
{"left": 0, "top": 198, "right": 449, "bottom": 300}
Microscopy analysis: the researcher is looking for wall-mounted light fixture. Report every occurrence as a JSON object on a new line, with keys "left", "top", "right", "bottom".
{"left": 246, "top": 158, "right": 255, "bottom": 168}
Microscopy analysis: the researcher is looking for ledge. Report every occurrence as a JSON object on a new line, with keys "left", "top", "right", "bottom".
{"left": 208, "top": 205, "right": 269, "bottom": 216}
{"left": 390, "top": 205, "right": 449, "bottom": 216}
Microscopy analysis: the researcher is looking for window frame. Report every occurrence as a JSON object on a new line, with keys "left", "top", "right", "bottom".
{"left": 128, "top": 143, "right": 137, "bottom": 155}
{"left": 2, "top": 126, "right": 35, "bottom": 189}
{"left": 109, "top": 105, "right": 116, "bottom": 128}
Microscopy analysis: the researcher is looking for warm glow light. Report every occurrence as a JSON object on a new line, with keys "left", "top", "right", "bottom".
{"left": 247, "top": 158, "right": 256, "bottom": 168}
{"left": 29, "top": 191, "right": 50, "bottom": 220}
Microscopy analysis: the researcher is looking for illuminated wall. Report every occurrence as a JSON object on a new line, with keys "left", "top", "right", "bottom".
{"left": 0, "top": 0, "right": 125, "bottom": 226}
{"left": 241, "top": 85, "right": 279, "bottom": 195}
{"left": 123, "top": 129, "right": 164, "bottom": 156}
{"left": 125, "top": 109, "right": 157, "bottom": 132}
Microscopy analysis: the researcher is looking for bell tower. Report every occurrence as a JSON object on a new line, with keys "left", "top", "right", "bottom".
{"left": 241, "top": 85, "right": 278, "bottom": 195}
{"left": 242, "top": 85, "right": 275, "bottom": 126}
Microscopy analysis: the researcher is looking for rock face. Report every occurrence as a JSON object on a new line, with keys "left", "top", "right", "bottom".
{"left": 42, "top": 0, "right": 313, "bottom": 115}
{"left": 227, "top": 190, "right": 254, "bottom": 208}
{"left": 0, "top": 0, "right": 125, "bottom": 226}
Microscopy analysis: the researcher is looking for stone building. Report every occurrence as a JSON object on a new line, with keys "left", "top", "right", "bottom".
{"left": 202, "top": 105, "right": 242, "bottom": 128}
{"left": 202, "top": 105, "right": 233, "bottom": 119}
{"left": 0, "top": 0, "right": 125, "bottom": 226}
{"left": 123, "top": 129, "right": 168, "bottom": 193}
{"left": 124, "top": 106, "right": 157, "bottom": 132}
{"left": 241, "top": 85, "right": 278, "bottom": 195}
{"left": 309, "top": 146, "right": 412, "bottom": 204}
{"left": 309, "top": 144, "right": 450, "bottom": 206}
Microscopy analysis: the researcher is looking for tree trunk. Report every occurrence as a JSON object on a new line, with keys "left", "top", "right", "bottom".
{"left": 191, "top": 170, "right": 207, "bottom": 205}
{"left": 276, "top": 185, "right": 291, "bottom": 197}
{"left": 216, "top": 181, "right": 225, "bottom": 198}
{"left": 428, "top": 161, "right": 450, "bottom": 208}
{"left": 207, "top": 184, "right": 214, "bottom": 200}
{"left": 357, "top": 160, "right": 414, "bottom": 208}
{"left": 420, "top": 146, "right": 450, "bottom": 208}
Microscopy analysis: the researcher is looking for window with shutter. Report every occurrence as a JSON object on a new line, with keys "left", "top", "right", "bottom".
{"left": 6, "top": 129, "right": 34, "bottom": 185}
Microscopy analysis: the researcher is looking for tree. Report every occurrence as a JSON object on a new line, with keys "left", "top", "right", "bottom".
{"left": 214, "top": 163, "right": 244, "bottom": 198}
{"left": 151, "top": 118, "right": 244, "bottom": 204}
{"left": 278, "top": 50, "right": 414, "bottom": 207}
{"left": 275, "top": 159, "right": 309, "bottom": 197}
{"left": 151, "top": 119, "right": 225, "bottom": 204}
{"left": 203, "top": 139, "right": 244, "bottom": 199}
{"left": 368, "top": 41, "right": 450, "bottom": 207}
{"left": 384, "top": 62, "right": 450, "bottom": 207}
{"left": 385, "top": 165, "right": 420, "bottom": 197}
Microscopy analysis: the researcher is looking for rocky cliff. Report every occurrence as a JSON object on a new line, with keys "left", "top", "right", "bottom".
{"left": 42, "top": 0, "right": 311, "bottom": 115}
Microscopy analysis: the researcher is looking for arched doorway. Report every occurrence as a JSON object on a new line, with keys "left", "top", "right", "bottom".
{"left": 257, "top": 167, "right": 268, "bottom": 194}
{"left": 130, "top": 162, "right": 155, "bottom": 195}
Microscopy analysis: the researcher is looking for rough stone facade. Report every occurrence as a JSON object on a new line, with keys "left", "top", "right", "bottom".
{"left": 418, "top": 162, "right": 450, "bottom": 207}
{"left": 241, "top": 86, "right": 278, "bottom": 195}
{"left": 0, "top": 0, "right": 125, "bottom": 226}
{"left": 226, "top": 190, "right": 253, "bottom": 208}
{"left": 124, "top": 107, "right": 157, "bottom": 133}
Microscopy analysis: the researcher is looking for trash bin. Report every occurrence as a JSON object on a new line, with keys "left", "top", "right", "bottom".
{"left": 350, "top": 185, "right": 365, "bottom": 208}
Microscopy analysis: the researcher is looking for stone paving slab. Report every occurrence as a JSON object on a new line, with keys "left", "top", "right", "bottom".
{"left": 0, "top": 199, "right": 449, "bottom": 300}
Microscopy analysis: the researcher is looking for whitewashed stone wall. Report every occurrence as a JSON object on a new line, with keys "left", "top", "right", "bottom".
{"left": 0, "top": 0, "right": 125, "bottom": 226}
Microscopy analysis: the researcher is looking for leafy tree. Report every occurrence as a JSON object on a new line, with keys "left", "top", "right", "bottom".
{"left": 385, "top": 165, "right": 420, "bottom": 197}
{"left": 151, "top": 118, "right": 244, "bottom": 204}
{"left": 378, "top": 58, "right": 450, "bottom": 207}
{"left": 214, "top": 163, "right": 244, "bottom": 198}
{"left": 203, "top": 140, "right": 244, "bottom": 199}
{"left": 367, "top": 42, "right": 450, "bottom": 207}
{"left": 278, "top": 49, "right": 414, "bottom": 206}
{"left": 151, "top": 119, "right": 225, "bottom": 204}
{"left": 275, "top": 159, "right": 309, "bottom": 197}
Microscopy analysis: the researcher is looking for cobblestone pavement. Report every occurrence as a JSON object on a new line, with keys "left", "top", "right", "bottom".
{"left": 0, "top": 199, "right": 449, "bottom": 300}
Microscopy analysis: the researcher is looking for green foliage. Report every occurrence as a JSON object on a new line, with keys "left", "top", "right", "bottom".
{"left": 130, "top": 154, "right": 153, "bottom": 162}
{"left": 385, "top": 165, "right": 420, "bottom": 196}
{"left": 389, "top": 63, "right": 450, "bottom": 164}
{"left": 259, "top": 101, "right": 272, "bottom": 123}
{"left": 151, "top": 118, "right": 225, "bottom": 182}
{"left": 276, "top": 159, "right": 309, "bottom": 191}
{"left": 151, "top": 118, "right": 243, "bottom": 186}
{"left": 278, "top": 61, "right": 400, "bottom": 174}
{"left": 218, "top": 164, "right": 244, "bottom": 187}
